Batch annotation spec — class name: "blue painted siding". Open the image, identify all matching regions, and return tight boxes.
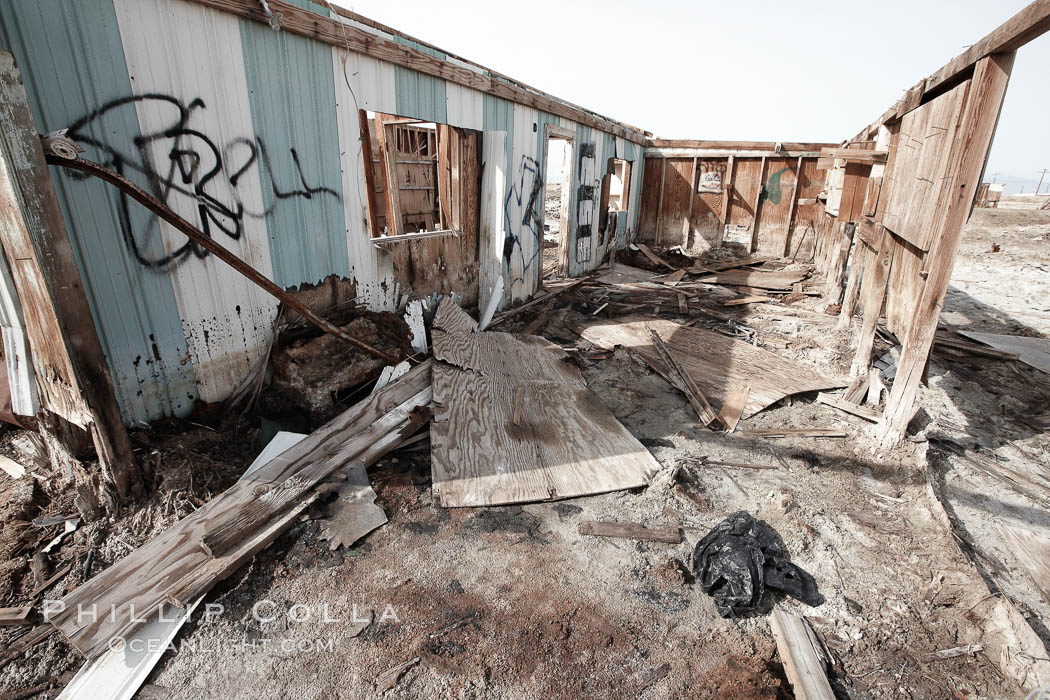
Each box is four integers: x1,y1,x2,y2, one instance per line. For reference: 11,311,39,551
393,38,447,123
0,0,198,422
238,12,348,287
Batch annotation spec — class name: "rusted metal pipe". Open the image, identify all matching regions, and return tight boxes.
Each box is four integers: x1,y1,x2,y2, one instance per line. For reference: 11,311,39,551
46,154,401,365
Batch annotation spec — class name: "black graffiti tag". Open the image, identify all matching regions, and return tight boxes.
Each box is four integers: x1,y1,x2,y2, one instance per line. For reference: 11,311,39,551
65,94,339,271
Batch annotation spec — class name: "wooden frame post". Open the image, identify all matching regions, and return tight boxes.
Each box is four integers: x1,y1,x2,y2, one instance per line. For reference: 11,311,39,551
720,155,735,245
749,156,767,253
0,52,138,504
654,157,667,245
878,52,1015,443
684,156,697,248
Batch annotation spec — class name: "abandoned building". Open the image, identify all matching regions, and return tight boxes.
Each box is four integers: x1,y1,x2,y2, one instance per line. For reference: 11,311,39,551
0,0,1049,697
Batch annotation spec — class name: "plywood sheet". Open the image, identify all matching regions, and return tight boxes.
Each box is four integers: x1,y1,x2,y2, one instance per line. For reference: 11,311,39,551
881,81,970,250
959,331,1050,375
430,301,658,507
577,317,844,418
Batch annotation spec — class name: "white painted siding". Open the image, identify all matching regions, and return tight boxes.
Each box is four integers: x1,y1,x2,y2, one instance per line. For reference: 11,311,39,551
113,0,279,403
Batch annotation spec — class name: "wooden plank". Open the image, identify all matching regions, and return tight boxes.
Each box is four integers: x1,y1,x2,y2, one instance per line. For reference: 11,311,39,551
715,386,750,433
740,428,847,439
578,317,844,419
819,148,888,162
957,331,1050,373
655,159,667,245
660,269,686,287
358,109,381,237
187,0,644,142
578,520,682,544
636,243,676,270
749,156,768,252
998,523,1050,604
696,268,808,290
723,296,773,306
850,224,892,376
771,610,835,700
684,156,698,246
720,155,736,241
783,156,804,257
647,328,719,426
817,392,881,423
0,52,137,501
430,300,659,508
0,606,32,627
374,113,404,238
920,0,1050,96
49,361,433,659
647,140,839,151
880,53,1015,443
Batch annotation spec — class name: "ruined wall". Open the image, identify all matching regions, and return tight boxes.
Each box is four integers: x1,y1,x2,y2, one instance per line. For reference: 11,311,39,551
0,0,644,423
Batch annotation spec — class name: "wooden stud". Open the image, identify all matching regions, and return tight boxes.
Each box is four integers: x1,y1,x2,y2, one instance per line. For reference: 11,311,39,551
749,156,767,253
358,110,381,238
783,156,804,258
720,155,735,245
655,158,667,245
0,53,138,503
374,113,405,237
684,156,698,247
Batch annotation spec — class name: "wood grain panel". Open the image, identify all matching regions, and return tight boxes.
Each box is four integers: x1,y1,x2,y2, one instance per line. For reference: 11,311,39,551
638,157,663,241
430,300,658,507
577,317,844,418
753,158,798,256
658,158,694,245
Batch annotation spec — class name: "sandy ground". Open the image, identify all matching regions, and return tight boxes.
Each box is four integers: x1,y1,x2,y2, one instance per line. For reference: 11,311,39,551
2,206,1050,698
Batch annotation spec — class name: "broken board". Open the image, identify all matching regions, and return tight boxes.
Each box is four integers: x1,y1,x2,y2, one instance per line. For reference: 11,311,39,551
958,331,1050,375
430,300,659,507
696,268,809,290
577,316,844,418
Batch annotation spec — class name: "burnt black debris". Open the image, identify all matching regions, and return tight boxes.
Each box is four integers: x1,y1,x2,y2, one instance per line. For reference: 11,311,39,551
691,511,821,617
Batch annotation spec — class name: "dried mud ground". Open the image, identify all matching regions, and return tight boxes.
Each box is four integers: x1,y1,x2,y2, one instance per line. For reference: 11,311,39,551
2,205,1050,699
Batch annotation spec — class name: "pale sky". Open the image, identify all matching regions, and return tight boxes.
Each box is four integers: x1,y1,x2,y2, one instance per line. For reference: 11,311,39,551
331,0,1049,193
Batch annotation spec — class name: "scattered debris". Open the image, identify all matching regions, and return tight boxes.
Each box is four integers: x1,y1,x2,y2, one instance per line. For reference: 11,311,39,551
692,511,820,617
922,644,984,662
816,392,881,423
375,657,420,694
0,456,26,480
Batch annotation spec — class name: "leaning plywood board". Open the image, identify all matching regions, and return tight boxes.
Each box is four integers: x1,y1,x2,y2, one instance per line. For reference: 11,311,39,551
58,432,309,700
695,268,808,290
430,300,659,507
958,331,1050,375
49,361,431,660
577,316,844,418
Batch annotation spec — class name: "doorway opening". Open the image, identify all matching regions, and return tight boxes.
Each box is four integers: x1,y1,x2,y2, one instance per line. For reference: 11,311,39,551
540,125,575,281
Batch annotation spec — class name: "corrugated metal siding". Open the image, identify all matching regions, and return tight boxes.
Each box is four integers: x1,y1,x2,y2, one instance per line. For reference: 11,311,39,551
505,104,539,303
238,8,349,287
394,39,447,124
112,0,279,404
0,0,199,422
1,0,641,423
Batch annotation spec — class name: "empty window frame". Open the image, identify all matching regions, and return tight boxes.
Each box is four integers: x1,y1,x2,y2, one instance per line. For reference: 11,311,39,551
598,158,632,237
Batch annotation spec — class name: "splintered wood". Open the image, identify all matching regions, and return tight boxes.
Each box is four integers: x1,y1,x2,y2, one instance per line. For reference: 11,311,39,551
578,316,843,419
47,362,433,659
430,299,659,507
